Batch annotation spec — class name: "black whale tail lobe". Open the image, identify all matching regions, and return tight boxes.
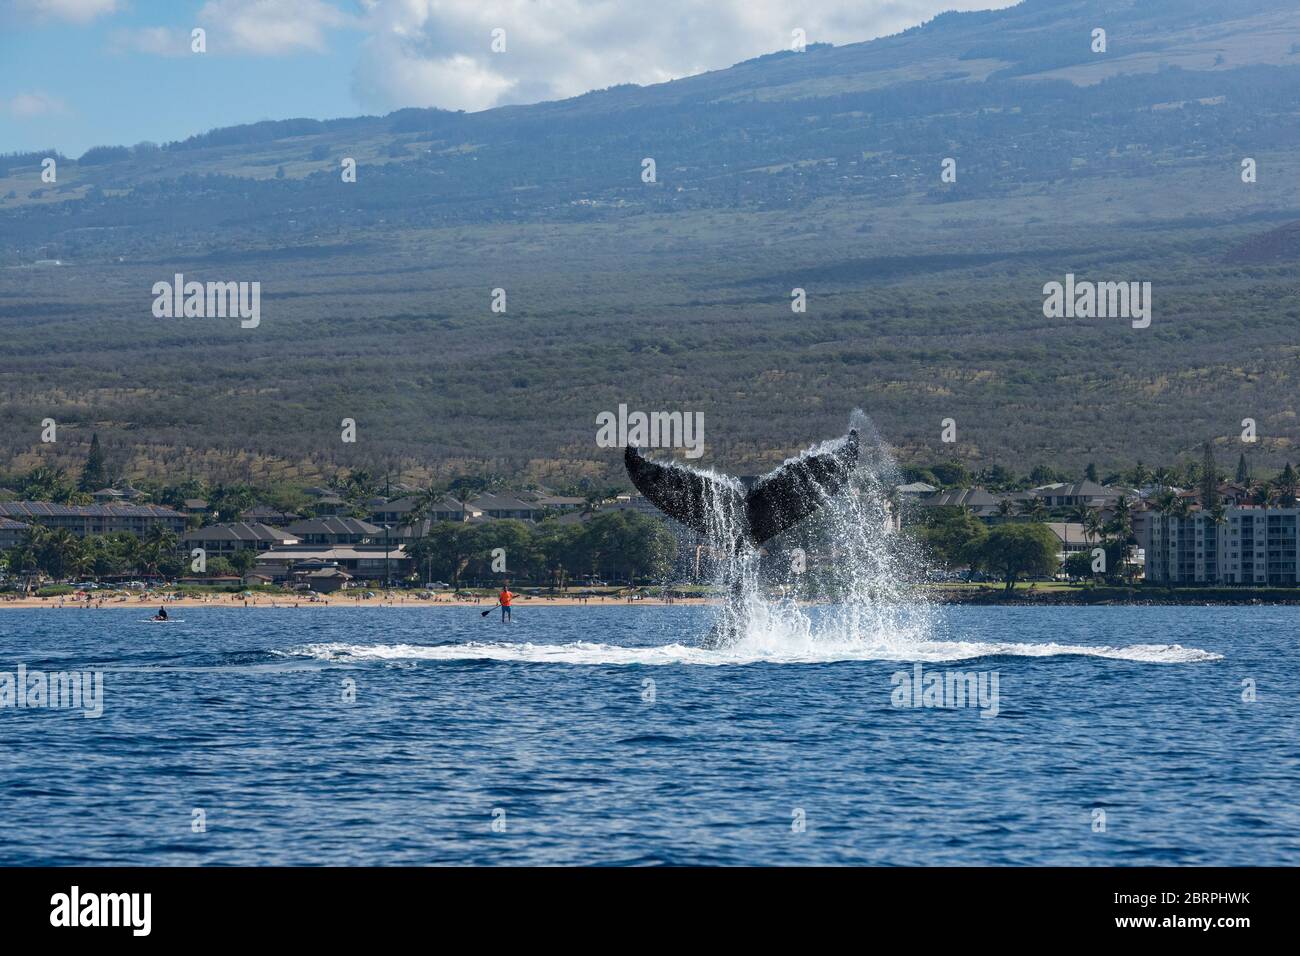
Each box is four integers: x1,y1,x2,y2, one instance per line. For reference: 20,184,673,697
624,428,859,549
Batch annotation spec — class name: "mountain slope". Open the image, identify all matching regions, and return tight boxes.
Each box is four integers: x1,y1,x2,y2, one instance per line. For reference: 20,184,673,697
1,0,1299,487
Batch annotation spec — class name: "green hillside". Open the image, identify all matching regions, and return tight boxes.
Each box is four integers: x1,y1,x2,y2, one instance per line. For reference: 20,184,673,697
1,0,1298,488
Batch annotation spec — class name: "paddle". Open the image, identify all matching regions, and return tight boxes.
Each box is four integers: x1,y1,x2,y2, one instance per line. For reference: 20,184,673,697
480,604,501,618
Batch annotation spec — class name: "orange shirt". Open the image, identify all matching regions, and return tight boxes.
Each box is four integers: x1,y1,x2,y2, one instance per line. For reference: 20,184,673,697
499,590,513,606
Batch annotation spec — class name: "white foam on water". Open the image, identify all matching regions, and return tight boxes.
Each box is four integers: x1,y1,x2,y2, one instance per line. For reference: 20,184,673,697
291,638,1221,666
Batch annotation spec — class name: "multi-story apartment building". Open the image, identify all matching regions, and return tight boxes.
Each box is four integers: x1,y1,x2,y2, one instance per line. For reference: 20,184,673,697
1143,507,1299,586
0,502,187,538
0,516,31,550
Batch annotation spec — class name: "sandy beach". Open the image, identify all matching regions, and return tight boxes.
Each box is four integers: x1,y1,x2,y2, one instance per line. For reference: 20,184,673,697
0,591,712,610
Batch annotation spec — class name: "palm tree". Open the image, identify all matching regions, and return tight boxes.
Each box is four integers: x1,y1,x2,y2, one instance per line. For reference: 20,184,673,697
1151,490,1178,584
1275,463,1298,507
22,466,76,503
33,528,80,580
1250,480,1272,508
118,533,143,577
1153,466,1174,490
406,482,449,526
1026,498,1049,522
1062,503,1093,559
72,552,95,581
996,498,1015,520
141,525,179,579
11,526,47,591
1084,509,1105,546
1206,502,1227,582
1105,497,1135,579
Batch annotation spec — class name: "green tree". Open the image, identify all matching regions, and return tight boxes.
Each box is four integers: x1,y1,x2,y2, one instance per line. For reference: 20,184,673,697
929,461,971,488
78,433,107,492
464,519,541,582
409,521,475,588
918,506,987,569
1275,463,1298,507
140,525,180,578
205,556,235,577
22,466,76,503
1250,479,1272,507
209,484,254,523
970,523,1060,591
1084,508,1105,545
1028,464,1060,486
534,521,585,589
1199,441,1219,510
1062,550,1095,580
228,549,257,576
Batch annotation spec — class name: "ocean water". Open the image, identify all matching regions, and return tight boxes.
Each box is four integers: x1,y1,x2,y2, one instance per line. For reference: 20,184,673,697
0,604,1296,866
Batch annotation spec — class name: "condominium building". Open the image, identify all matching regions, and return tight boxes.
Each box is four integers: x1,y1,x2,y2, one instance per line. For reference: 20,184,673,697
0,516,30,550
1143,507,1299,585
0,501,187,538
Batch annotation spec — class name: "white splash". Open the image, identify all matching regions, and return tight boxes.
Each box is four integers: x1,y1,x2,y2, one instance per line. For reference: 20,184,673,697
700,409,937,650
292,639,1221,666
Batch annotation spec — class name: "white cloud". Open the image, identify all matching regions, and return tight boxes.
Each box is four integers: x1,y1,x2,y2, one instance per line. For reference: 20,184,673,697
107,25,191,57
354,47,516,112
106,1,354,57
93,0,1017,107
196,0,356,55
11,0,119,23
348,0,1019,113
5,90,68,117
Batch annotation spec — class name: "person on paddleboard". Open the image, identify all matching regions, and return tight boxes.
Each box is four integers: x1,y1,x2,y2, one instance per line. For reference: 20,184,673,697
155,607,168,621
498,586,513,622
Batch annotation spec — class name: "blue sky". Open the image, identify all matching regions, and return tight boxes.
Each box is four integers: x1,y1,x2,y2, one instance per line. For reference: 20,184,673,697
0,0,1013,158
1,1,365,155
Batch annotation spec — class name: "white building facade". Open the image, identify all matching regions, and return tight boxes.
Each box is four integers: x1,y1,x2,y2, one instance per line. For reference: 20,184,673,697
1144,507,1299,585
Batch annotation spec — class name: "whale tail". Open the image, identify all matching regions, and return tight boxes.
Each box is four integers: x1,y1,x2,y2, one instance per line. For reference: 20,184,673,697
624,429,859,550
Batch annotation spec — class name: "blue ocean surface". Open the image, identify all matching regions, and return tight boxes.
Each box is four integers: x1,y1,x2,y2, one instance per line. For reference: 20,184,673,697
0,604,1295,865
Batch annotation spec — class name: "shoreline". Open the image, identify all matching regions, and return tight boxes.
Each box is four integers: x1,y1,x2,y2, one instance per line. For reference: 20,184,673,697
4,589,1300,609
0,593,711,610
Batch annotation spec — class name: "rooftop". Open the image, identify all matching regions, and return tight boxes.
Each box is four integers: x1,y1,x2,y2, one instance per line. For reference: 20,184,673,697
287,517,382,535
182,522,297,543
0,501,183,519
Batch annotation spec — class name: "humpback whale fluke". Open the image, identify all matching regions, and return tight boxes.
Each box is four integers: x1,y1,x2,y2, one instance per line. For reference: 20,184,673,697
624,428,860,551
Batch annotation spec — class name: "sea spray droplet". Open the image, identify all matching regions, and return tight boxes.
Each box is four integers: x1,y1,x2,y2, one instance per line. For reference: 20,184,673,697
700,409,937,651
